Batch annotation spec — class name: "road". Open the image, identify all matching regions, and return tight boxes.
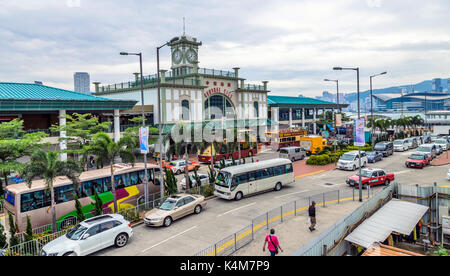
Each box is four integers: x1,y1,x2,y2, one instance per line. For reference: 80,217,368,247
94,148,450,256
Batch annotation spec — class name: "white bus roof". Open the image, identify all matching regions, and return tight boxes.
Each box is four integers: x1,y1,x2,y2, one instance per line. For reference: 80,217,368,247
219,158,292,175
6,162,159,194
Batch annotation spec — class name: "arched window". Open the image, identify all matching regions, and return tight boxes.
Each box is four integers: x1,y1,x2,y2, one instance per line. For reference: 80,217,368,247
205,95,235,120
254,102,259,118
181,100,190,120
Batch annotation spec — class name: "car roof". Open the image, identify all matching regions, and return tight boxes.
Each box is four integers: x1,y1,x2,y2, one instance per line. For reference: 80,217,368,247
362,168,383,171
81,214,124,226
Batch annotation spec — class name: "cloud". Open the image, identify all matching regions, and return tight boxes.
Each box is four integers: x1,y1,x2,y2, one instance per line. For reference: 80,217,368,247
0,0,448,98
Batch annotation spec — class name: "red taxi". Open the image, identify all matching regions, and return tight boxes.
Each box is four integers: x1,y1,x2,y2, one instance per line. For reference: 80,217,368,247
405,152,431,169
346,168,395,188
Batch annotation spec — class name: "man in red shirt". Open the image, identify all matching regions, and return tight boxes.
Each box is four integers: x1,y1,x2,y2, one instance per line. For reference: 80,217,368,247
263,229,283,256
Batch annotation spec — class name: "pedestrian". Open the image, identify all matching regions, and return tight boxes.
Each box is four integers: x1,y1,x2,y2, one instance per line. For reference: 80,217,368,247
263,229,283,256
308,201,316,232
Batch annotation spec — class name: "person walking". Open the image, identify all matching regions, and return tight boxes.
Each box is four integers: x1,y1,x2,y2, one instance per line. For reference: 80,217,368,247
263,229,283,256
308,201,316,232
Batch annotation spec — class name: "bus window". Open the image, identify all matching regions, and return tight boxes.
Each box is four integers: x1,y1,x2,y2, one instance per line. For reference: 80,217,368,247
115,175,125,190
261,168,270,179
90,178,105,194
21,190,50,212
104,177,112,193
237,173,248,184
273,166,283,176
55,185,74,204
286,163,293,173
122,173,131,187
129,171,140,186
248,171,257,182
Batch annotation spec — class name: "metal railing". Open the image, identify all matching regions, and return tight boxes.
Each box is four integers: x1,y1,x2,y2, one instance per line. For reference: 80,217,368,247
194,188,373,256
293,183,396,256
3,194,167,256
241,84,266,91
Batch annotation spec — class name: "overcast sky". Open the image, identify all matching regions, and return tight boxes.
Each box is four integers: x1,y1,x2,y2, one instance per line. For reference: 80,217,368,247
1,0,449,97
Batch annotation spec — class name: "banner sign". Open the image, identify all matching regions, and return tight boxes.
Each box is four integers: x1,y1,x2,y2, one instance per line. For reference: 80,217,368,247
354,119,365,147
139,127,149,154
336,114,342,127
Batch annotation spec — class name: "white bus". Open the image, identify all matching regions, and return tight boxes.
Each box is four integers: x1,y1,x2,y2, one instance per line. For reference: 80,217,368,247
214,158,295,201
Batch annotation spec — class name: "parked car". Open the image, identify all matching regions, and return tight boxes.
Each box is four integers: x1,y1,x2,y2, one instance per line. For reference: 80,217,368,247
416,144,437,160
393,139,409,152
144,194,207,227
367,151,383,163
279,146,306,162
434,139,449,151
414,136,424,146
434,144,444,155
41,214,133,256
165,160,201,175
337,151,368,171
179,173,209,189
374,142,394,157
405,138,418,149
346,168,394,188
405,152,431,169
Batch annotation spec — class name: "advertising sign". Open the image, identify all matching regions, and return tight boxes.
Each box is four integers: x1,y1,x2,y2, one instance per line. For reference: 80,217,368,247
336,114,342,127
354,119,365,147
139,127,149,154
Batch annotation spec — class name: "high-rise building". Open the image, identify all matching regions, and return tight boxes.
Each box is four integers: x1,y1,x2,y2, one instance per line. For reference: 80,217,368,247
432,78,443,92
74,72,91,94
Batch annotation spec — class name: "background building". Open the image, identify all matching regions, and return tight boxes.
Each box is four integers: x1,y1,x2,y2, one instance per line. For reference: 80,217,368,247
74,72,91,94
373,91,450,112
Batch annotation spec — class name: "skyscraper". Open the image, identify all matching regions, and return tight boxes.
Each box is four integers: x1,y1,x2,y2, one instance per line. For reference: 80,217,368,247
432,78,443,92
74,72,91,93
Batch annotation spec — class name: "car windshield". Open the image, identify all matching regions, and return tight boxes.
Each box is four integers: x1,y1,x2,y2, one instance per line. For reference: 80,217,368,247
435,140,446,144
418,146,431,152
216,171,232,187
374,144,386,150
394,141,403,145
280,149,289,154
367,151,377,156
357,170,372,178
66,224,88,240
170,161,179,166
409,154,424,160
340,154,355,161
159,199,176,211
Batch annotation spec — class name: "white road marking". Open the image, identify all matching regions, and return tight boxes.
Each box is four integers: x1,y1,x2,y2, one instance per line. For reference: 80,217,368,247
274,190,310,199
216,203,256,218
393,170,410,175
141,225,198,253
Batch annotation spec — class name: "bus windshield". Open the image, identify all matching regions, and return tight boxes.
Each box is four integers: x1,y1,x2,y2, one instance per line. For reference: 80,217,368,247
66,224,88,240
216,171,232,188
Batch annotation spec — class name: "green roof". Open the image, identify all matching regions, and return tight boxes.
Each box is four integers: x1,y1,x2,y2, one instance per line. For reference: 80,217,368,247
0,82,137,111
268,95,348,108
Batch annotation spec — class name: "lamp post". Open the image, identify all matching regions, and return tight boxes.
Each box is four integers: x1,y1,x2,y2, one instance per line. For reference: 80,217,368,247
157,37,179,200
333,67,363,202
369,72,387,151
120,51,149,205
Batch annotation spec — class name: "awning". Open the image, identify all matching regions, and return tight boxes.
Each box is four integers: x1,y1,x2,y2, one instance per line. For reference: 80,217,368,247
345,199,429,249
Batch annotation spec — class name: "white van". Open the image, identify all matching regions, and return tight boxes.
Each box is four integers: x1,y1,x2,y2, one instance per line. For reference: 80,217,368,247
279,147,306,162
393,139,409,152
337,151,368,171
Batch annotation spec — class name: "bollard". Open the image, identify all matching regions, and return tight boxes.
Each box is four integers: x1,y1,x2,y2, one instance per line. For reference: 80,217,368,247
234,233,237,252
338,190,340,204
353,187,355,201
323,193,326,207
294,201,297,216
266,212,269,229
215,243,217,256
251,221,254,241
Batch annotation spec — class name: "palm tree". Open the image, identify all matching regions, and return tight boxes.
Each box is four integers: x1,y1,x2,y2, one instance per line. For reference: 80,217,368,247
83,132,135,213
22,150,82,233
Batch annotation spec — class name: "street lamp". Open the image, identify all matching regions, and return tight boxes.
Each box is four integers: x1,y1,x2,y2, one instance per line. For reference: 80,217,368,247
157,37,179,200
120,51,149,205
370,72,387,151
333,66,363,202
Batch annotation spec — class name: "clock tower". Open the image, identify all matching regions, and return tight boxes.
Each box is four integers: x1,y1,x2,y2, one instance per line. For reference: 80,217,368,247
169,35,202,76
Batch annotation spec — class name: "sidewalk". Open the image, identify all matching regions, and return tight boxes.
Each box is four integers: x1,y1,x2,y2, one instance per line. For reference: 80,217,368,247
431,152,450,166
233,201,361,256
293,159,337,178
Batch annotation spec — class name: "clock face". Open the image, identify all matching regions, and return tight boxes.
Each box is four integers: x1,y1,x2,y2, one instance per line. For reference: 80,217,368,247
172,50,182,64
186,49,197,63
